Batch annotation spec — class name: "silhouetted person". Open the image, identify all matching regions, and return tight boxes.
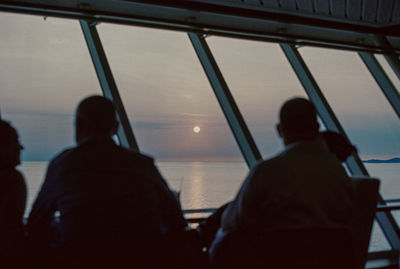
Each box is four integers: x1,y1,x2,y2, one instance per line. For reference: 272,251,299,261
198,131,358,254
0,120,27,268
321,130,357,163
209,98,355,269
28,96,186,269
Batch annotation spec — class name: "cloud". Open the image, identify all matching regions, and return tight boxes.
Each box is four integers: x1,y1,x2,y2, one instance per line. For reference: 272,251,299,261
131,121,170,130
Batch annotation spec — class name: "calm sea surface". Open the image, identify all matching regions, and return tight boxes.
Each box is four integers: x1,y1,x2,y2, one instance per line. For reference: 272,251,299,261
19,161,399,252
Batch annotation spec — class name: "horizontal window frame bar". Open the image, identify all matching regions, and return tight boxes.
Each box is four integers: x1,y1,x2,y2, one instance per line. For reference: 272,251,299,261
0,1,399,55
377,205,400,212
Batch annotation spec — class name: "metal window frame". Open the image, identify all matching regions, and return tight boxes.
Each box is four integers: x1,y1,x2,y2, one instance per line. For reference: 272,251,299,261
80,20,139,151
280,44,400,250
188,33,262,168
384,54,400,82
280,44,367,175
359,52,400,119
375,37,400,82
1,3,397,256
1,1,400,55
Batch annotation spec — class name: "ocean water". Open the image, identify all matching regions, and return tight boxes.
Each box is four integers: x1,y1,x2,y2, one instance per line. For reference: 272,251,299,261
19,161,399,252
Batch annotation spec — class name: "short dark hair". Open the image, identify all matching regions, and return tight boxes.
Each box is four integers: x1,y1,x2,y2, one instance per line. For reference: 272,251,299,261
76,95,117,134
279,97,318,138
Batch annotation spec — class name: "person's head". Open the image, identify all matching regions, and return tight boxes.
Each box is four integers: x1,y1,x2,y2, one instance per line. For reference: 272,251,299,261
75,95,118,143
277,97,319,145
0,120,24,169
321,131,357,162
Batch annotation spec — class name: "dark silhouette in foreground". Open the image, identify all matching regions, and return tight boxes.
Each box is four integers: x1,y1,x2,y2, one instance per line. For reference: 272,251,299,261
321,130,357,162
209,98,356,269
0,119,27,269
198,130,358,251
27,96,188,268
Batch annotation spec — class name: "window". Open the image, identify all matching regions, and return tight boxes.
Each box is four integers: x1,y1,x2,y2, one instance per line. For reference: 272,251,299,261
300,47,400,250
97,24,247,210
207,37,307,158
0,13,101,215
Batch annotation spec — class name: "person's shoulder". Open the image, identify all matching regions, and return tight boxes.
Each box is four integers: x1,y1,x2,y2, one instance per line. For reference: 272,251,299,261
0,169,26,191
254,152,285,172
47,147,75,168
13,169,25,181
116,148,161,177
116,146,155,165
0,169,24,182
12,169,26,190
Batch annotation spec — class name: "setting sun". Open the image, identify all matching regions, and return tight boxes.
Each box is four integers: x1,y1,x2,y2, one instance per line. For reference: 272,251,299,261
193,126,201,133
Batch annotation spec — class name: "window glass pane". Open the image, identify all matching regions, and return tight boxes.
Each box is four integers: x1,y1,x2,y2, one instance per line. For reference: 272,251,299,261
97,24,246,210
300,47,400,250
207,37,307,158
300,47,400,197
365,164,400,200
375,55,400,90
369,221,391,251
0,13,101,216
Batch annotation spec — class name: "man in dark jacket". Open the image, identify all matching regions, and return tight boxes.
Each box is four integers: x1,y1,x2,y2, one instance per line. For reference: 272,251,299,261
28,96,186,268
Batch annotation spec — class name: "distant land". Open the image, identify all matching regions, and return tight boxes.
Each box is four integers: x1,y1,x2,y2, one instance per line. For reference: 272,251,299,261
363,157,400,163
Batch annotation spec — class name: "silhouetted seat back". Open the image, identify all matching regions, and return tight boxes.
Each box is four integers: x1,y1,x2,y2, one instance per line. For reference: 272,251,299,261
210,177,380,269
210,228,355,269
255,228,355,269
348,177,380,269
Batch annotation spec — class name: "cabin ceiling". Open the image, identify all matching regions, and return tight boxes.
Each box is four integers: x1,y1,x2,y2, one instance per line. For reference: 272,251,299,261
176,0,400,26
0,0,399,54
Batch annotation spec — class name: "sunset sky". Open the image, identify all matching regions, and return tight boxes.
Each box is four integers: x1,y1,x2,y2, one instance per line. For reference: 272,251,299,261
1,12,400,161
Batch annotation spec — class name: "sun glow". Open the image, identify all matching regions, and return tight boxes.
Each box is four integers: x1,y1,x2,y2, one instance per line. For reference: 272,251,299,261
193,126,201,134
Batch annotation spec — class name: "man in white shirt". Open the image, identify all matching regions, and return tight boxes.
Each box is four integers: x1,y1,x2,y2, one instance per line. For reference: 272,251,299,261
210,97,355,268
